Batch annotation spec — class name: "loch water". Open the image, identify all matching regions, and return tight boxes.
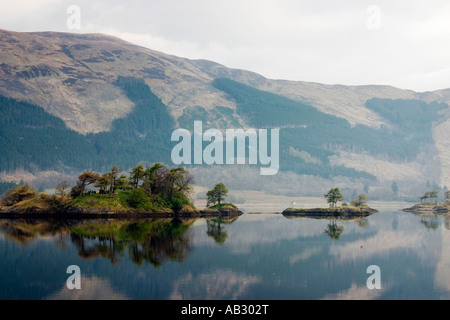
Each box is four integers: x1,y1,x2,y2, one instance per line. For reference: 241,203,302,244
1,204,449,300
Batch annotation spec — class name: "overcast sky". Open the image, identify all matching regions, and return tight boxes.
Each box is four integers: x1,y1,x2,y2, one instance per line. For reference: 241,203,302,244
1,0,450,92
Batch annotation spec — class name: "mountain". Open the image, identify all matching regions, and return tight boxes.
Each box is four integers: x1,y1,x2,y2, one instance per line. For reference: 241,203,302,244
0,28,449,200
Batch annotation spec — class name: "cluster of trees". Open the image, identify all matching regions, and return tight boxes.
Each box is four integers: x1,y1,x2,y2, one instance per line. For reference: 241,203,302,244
323,187,368,208
70,166,126,198
68,163,194,211
350,194,368,207
67,168,232,210
0,160,234,213
420,190,439,204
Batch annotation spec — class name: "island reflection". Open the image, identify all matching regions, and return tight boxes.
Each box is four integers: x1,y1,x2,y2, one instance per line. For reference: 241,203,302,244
0,217,236,267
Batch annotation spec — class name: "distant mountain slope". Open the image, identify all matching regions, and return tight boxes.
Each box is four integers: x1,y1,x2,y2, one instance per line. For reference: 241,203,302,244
0,28,449,193
0,77,175,174
210,78,444,182
0,29,235,134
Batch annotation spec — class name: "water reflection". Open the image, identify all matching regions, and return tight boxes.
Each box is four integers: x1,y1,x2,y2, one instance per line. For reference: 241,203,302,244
420,216,440,230
170,269,261,300
0,217,242,268
206,217,238,245
0,219,69,245
324,220,344,240
283,215,369,241
358,218,369,228
0,218,198,267
321,283,383,300
45,276,130,300
410,212,450,231
4,209,450,300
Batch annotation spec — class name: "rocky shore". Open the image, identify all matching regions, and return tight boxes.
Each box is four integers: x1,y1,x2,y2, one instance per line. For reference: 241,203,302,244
0,204,244,219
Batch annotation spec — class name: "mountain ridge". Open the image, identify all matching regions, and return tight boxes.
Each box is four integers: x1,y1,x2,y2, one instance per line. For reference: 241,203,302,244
3,27,446,132
0,28,449,196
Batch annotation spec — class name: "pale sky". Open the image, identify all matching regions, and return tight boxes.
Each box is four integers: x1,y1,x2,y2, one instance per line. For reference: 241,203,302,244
1,0,450,92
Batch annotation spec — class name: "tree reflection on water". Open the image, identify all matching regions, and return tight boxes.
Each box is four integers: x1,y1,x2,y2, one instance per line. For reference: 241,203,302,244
324,219,344,240
0,218,196,267
205,217,238,245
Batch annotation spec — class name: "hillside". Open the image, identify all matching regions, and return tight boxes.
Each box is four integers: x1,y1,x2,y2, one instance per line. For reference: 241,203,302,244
0,28,449,199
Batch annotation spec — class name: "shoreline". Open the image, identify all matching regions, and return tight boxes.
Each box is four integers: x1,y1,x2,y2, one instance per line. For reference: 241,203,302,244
0,205,245,219
281,206,378,219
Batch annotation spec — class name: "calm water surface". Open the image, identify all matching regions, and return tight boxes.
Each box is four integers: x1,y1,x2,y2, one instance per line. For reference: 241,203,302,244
1,204,450,300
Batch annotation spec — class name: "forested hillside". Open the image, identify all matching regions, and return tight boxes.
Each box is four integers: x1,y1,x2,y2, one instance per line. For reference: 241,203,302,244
211,78,445,179
0,77,175,174
1,75,445,189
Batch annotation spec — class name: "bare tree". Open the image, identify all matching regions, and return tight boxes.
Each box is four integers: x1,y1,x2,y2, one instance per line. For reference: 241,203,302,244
55,180,70,196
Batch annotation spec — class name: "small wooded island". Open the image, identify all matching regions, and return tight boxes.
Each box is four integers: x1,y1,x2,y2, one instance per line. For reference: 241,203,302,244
0,163,243,219
402,190,450,214
282,188,378,219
